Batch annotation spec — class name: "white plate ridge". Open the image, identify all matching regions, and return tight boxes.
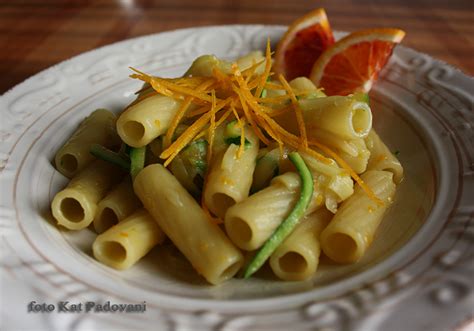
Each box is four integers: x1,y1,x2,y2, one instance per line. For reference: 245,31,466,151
0,25,473,331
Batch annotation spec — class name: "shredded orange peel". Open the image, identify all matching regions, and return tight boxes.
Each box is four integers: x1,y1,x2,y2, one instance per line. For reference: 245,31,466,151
128,45,382,205
207,90,217,163
278,74,308,148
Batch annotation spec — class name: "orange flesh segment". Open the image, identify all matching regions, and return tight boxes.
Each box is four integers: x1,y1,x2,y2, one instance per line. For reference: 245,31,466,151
283,23,335,80
319,40,397,95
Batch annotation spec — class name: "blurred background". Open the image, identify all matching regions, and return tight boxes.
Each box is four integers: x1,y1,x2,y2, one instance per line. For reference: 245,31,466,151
1,0,472,93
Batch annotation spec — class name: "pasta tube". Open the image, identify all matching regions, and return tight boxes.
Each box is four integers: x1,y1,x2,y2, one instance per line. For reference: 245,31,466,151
225,172,322,251
305,129,361,157
133,164,244,285
268,79,317,134
289,77,325,99
169,139,207,197
235,51,265,74
93,178,142,233
51,160,123,230
93,209,165,270
203,126,259,218
116,95,182,147
269,208,332,281
55,109,119,178
301,152,354,200
289,77,318,92
184,52,265,77
337,138,371,174
251,147,280,192
300,96,372,139
365,129,404,184
243,152,314,278
320,170,396,263
184,55,232,77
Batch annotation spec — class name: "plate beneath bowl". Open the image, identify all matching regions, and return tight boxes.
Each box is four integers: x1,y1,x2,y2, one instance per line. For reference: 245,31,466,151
1,25,473,331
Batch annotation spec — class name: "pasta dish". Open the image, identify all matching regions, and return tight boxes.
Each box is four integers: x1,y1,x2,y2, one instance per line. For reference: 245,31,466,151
49,34,404,285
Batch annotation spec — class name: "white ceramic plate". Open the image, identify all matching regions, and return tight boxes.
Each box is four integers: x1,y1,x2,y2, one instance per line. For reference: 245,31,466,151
1,25,473,331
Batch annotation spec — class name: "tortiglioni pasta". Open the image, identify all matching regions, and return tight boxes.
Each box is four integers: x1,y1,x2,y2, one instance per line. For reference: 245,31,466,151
49,40,404,285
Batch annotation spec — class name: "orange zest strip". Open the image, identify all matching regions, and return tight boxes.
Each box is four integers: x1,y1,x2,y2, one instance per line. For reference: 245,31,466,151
207,90,217,163
164,79,215,147
254,39,273,98
131,69,218,103
255,101,281,114
267,105,293,117
264,82,285,90
235,88,270,145
230,104,246,158
169,76,215,88
234,63,333,166
186,104,211,118
141,75,175,97
129,68,174,97
244,60,258,84
192,129,207,142
257,115,284,154
164,96,193,147
233,66,272,118
215,107,234,128
308,139,383,205
192,107,233,142
233,66,297,153
235,68,299,150
241,58,266,76
155,78,216,103
160,98,231,165
212,67,233,91
162,112,211,166
247,74,268,90
255,90,316,103
267,117,331,164
278,74,308,148
255,95,290,104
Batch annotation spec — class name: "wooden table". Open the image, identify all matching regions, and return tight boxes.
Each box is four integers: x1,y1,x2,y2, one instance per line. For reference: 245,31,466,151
1,0,472,93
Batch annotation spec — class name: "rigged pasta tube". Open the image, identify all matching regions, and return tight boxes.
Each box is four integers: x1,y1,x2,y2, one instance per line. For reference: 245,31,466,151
365,129,404,184
235,51,266,74
55,109,119,178
303,128,370,175
225,172,322,251
134,164,244,285
300,95,372,139
93,178,142,233
93,209,165,270
203,125,259,218
116,95,182,147
51,160,123,230
271,78,324,133
300,151,354,213
320,170,396,263
184,51,265,77
336,138,371,174
269,208,332,281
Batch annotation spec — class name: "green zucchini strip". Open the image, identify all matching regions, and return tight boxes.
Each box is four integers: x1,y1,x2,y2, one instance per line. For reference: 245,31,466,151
90,144,130,171
243,152,314,278
130,146,146,179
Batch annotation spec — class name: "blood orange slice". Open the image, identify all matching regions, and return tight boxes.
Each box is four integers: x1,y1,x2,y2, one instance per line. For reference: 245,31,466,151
310,28,405,96
274,8,335,81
